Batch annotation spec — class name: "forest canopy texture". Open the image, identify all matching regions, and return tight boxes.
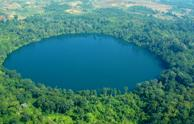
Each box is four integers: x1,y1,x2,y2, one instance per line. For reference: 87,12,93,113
0,0,194,123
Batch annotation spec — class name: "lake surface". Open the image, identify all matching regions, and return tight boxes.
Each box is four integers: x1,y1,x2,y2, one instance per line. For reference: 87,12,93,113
4,34,164,90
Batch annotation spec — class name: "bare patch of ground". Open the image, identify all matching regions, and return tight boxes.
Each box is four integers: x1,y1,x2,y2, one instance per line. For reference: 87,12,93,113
65,1,83,7
92,0,171,13
64,1,83,14
3,2,21,10
0,16,4,21
65,9,82,14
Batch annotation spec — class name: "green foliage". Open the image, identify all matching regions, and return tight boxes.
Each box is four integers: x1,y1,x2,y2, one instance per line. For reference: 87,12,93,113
0,2,194,124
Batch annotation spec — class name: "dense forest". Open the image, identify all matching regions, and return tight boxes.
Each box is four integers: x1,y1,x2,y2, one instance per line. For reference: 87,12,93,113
0,0,194,123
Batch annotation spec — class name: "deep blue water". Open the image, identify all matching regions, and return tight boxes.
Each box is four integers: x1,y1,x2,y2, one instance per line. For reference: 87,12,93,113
4,34,164,90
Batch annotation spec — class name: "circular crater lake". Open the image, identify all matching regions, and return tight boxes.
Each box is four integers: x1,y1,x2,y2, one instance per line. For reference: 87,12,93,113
4,34,164,90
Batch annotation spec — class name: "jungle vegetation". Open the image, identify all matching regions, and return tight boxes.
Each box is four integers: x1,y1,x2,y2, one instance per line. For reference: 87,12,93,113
0,0,194,123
